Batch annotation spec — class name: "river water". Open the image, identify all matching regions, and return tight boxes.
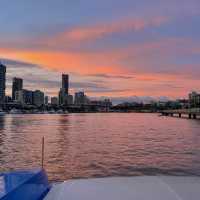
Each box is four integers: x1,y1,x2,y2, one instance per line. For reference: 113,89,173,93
0,113,200,181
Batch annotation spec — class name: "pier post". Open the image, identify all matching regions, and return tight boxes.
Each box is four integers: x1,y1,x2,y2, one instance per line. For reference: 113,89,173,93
179,113,181,118
193,114,197,119
189,114,192,119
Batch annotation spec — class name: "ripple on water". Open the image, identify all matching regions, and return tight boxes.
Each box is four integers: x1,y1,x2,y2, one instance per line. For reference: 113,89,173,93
0,113,200,181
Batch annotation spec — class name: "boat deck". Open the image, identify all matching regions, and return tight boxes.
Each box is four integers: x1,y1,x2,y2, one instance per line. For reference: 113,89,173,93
44,176,200,200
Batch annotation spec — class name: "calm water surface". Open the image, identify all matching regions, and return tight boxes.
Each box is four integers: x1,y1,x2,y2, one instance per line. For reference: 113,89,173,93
0,113,200,181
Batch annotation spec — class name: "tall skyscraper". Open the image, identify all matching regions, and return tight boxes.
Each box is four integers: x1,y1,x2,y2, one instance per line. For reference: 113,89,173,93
62,74,69,95
58,88,66,105
0,63,6,103
12,77,23,100
59,74,70,105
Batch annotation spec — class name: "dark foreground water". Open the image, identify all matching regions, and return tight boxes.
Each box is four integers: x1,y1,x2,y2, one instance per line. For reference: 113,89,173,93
0,113,200,181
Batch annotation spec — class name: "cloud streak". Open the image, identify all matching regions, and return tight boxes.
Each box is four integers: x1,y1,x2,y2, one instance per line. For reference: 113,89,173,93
87,74,134,79
45,16,168,44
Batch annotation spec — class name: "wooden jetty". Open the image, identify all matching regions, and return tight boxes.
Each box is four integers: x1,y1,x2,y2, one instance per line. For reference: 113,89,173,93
161,108,200,119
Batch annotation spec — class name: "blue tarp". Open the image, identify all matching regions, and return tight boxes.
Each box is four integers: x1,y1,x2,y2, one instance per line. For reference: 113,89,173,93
0,169,50,200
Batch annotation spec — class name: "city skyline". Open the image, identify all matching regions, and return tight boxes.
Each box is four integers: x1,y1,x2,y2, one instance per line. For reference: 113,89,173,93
2,61,199,111
0,62,114,108
1,57,199,104
0,1,200,100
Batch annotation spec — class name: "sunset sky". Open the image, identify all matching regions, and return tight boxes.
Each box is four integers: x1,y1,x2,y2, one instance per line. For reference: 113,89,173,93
0,0,200,102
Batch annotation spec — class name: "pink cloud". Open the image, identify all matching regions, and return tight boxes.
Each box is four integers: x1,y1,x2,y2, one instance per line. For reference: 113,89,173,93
44,16,169,45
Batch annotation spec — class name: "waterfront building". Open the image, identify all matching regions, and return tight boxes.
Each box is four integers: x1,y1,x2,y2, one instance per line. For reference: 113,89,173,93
45,96,49,105
74,91,89,105
33,90,44,107
74,91,84,105
67,94,73,105
15,89,33,105
91,99,112,107
15,90,23,104
51,97,58,105
177,99,189,109
189,91,200,108
62,74,69,95
90,99,112,111
58,88,66,105
5,96,12,103
25,90,34,105
0,63,6,103
58,74,70,105
12,77,23,100
59,88,73,106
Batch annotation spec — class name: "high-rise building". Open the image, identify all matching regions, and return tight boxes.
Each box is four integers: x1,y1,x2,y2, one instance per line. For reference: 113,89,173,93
62,74,69,95
12,77,23,100
0,63,6,103
25,90,34,105
15,90,24,104
33,90,44,107
74,91,89,105
67,94,73,105
58,88,66,105
15,89,33,105
58,74,70,105
45,96,49,105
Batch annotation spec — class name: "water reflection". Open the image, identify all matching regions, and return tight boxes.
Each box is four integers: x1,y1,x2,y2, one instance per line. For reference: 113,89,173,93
0,116,5,131
45,115,71,180
0,113,200,181
0,116,5,164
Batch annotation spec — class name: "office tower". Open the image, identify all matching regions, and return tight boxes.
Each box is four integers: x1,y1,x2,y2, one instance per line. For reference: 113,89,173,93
0,63,6,103
12,77,23,100
15,90,24,104
62,74,69,95
66,94,73,105
58,88,65,105
59,74,70,105
74,91,88,105
15,89,33,105
45,96,49,105
33,90,44,107
25,90,34,105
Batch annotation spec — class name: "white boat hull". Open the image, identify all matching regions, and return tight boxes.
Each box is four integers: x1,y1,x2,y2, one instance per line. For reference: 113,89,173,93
44,176,200,200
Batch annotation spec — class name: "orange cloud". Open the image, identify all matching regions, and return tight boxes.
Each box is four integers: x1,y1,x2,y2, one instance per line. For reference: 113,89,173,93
1,34,199,99
0,36,197,78
0,48,124,74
